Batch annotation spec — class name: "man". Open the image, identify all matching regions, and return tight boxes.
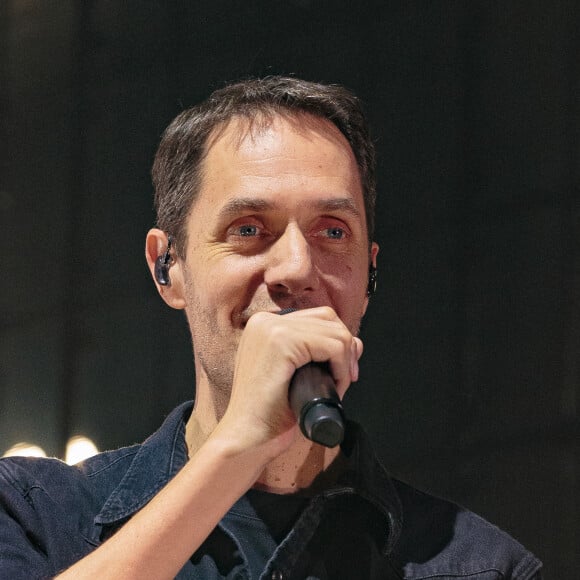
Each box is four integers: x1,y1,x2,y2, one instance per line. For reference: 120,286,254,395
0,77,542,578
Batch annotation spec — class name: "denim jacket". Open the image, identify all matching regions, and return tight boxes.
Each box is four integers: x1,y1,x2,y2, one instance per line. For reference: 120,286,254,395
0,402,542,579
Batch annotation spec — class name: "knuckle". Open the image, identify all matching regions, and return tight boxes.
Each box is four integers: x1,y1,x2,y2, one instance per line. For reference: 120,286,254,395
246,312,287,348
246,310,271,330
328,336,349,363
336,327,352,348
317,305,336,319
267,323,287,345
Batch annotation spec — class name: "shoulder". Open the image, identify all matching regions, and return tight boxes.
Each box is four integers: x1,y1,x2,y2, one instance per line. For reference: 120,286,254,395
0,403,191,578
390,479,542,579
0,444,140,502
0,447,144,579
0,445,140,490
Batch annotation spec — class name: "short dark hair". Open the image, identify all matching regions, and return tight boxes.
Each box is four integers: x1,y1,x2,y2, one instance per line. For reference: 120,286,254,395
152,76,376,256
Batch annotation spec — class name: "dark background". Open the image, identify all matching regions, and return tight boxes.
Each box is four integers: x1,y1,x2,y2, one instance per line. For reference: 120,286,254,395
1,1,578,576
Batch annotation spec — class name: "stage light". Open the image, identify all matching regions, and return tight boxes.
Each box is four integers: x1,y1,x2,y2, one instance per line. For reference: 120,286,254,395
3,443,47,458
65,436,99,465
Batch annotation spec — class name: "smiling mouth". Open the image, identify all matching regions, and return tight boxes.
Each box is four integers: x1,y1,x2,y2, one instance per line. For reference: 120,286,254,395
238,308,288,328
238,302,306,327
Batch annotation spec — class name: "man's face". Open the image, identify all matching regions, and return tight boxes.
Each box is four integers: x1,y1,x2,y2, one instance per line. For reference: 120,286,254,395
173,114,378,400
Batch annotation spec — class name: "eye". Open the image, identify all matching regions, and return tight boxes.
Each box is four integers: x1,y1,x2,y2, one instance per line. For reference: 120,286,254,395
225,220,271,248
313,221,350,241
227,222,263,238
324,227,346,240
238,224,259,237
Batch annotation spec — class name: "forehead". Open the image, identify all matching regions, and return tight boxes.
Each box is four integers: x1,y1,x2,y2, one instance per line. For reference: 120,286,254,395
207,112,353,158
195,113,364,207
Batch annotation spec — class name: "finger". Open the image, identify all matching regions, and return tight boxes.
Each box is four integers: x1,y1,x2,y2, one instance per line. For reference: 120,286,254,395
280,305,339,322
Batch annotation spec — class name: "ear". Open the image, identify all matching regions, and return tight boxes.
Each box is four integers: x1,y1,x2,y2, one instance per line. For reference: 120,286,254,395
145,228,186,310
361,241,379,316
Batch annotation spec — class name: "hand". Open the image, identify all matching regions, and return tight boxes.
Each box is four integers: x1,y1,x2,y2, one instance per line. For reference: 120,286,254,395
217,306,363,458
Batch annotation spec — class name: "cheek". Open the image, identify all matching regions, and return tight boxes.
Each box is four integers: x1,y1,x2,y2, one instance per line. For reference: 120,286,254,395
222,256,261,286
336,263,370,305
203,257,266,311
326,260,363,287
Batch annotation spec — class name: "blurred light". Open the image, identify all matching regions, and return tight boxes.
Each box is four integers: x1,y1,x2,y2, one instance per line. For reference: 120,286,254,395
3,443,47,458
65,436,99,465
2,436,99,464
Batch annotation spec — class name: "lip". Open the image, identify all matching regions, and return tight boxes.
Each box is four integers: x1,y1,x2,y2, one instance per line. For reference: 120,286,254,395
238,307,299,328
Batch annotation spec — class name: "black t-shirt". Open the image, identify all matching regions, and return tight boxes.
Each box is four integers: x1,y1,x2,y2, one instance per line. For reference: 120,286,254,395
190,489,308,579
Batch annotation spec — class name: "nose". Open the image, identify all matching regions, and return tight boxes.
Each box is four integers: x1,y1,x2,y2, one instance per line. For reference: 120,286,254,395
264,224,319,295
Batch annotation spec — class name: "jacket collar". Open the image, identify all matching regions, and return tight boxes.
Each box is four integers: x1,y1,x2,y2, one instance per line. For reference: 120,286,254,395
93,402,402,554
329,421,403,555
94,401,191,527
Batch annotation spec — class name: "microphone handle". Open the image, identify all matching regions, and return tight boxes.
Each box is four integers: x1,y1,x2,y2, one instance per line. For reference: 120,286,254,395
288,362,345,448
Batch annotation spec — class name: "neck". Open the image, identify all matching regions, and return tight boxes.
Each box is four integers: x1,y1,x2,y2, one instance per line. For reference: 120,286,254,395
253,437,342,494
185,393,343,494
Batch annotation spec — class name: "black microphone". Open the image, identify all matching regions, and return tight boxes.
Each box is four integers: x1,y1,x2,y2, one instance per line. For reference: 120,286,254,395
279,309,346,448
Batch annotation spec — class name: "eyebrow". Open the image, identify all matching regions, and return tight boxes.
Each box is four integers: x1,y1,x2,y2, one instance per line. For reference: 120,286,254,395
217,197,274,220
315,197,361,217
217,196,361,221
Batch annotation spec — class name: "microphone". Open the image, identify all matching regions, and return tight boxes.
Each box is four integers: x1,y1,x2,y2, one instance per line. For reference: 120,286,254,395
289,362,345,448
279,309,346,448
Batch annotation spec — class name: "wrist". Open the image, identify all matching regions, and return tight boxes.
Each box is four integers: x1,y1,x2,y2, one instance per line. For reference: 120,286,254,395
207,414,296,467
